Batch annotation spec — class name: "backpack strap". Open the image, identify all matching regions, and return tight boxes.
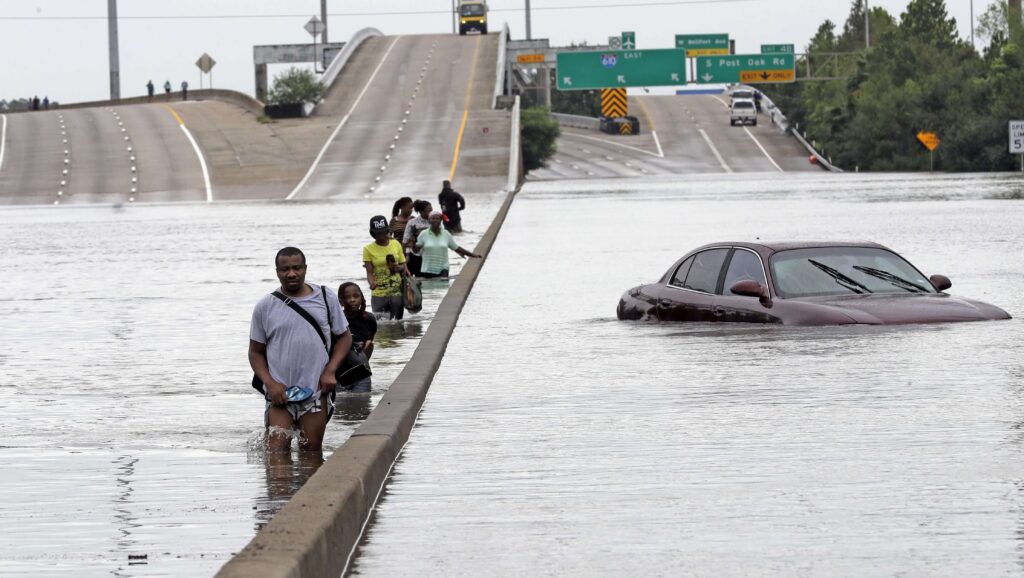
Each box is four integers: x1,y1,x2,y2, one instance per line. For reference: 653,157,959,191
272,289,329,353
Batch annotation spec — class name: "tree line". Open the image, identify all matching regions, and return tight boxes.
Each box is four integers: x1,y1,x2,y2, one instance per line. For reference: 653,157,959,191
767,0,1024,171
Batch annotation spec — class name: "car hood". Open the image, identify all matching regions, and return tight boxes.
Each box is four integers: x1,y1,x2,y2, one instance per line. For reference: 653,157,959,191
792,293,1011,324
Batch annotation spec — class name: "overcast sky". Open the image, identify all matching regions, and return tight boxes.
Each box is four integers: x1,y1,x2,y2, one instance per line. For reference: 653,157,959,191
0,0,990,103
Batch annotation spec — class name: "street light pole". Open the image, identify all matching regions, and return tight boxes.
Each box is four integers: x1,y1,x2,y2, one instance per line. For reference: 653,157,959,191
452,0,457,35
108,0,120,99
321,0,328,44
864,0,870,50
526,0,533,40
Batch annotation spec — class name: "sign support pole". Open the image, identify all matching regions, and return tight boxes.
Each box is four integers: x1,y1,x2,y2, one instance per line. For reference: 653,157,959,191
930,150,934,173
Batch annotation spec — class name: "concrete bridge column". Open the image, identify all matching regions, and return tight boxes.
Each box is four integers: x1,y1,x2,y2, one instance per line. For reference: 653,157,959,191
255,64,268,103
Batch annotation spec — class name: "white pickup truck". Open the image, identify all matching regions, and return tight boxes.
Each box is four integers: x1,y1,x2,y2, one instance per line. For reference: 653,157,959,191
730,98,757,126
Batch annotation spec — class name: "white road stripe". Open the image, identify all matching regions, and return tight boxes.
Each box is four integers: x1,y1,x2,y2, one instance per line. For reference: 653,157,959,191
699,128,732,173
743,126,783,172
652,130,664,158
562,132,662,159
178,124,213,202
286,36,403,201
0,114,7,172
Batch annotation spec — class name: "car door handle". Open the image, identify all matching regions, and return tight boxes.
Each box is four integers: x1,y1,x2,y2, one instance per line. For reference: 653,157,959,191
712,306,725,317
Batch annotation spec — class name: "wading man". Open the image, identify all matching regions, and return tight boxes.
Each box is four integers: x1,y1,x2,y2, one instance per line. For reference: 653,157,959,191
249,247,351,452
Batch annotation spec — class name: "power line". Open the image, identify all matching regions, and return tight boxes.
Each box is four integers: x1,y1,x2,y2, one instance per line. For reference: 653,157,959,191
0,0,761,21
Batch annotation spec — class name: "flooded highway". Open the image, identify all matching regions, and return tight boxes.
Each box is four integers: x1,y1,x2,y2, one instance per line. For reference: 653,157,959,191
349,173,1024,576
0,195,502,577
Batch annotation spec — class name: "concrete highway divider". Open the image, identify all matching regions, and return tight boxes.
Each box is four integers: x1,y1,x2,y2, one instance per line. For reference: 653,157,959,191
216,117,522,576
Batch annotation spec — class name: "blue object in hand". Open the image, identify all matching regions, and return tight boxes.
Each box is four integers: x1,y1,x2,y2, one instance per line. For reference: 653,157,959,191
285,386,314,403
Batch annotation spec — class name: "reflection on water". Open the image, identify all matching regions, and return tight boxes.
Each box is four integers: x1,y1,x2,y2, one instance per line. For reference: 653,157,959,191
256,450,324,533
0,195,502,577
351,174,1024,576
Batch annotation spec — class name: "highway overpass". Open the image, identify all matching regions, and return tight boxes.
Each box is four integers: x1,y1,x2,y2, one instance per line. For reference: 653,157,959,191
0,31,512,205
533,93,822,180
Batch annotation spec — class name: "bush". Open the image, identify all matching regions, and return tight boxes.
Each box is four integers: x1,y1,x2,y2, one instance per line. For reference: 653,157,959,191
267,67,326,106
520,106,560,172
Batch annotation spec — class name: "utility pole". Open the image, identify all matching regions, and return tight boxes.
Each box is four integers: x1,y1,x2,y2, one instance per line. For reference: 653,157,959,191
321,0,328,44
970,0,974,48
526,0,532,40
452,0,457,35
108,0,120,100
864,0,870,50
1011,0,1022,39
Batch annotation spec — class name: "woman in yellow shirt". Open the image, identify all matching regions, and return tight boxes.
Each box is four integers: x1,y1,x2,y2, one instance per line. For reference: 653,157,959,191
363,215,409,320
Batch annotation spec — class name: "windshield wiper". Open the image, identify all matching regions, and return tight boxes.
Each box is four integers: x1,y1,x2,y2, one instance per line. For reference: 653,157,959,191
852,265,928,293
807,259,873,294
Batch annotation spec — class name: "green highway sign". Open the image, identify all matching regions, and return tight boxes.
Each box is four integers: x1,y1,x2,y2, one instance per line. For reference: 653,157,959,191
761,44,795,54
695,53,796,84
621,31,636,50
675,34,730,56
556,49,687,90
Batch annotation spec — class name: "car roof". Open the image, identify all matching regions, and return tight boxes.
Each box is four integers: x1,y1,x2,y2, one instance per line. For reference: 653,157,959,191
691,241,890,254
731,98,755,104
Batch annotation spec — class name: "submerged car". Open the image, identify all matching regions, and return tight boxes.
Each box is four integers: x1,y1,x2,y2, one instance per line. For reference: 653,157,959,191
617,242,1011,325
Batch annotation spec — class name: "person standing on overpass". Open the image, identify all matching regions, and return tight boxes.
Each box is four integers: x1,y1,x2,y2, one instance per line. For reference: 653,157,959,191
163,80,172,100
181,81,189,101
438,180,466,233
146,80,154,102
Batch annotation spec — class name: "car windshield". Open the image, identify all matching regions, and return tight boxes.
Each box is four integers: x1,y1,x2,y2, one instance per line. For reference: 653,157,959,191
770,247,935,298
461,4,486,16
733,101,754,109
731,91,754,99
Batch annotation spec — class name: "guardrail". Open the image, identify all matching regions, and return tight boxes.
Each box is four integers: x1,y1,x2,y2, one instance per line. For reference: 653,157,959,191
507,95,522,192
550,112,600,131
493,23,510,109
791,129,844,172
20,89,265,117
312,27,384,114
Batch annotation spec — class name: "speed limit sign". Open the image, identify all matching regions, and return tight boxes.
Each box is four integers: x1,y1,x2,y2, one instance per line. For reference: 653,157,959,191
1010,120,1024,154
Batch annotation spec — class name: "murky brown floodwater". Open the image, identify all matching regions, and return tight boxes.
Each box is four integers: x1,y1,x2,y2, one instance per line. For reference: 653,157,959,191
349,173,1024,576
0,195,502,577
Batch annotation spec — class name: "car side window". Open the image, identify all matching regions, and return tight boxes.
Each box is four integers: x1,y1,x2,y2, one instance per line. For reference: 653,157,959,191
723,249,768,295
682,248,730,294
670,256,694,287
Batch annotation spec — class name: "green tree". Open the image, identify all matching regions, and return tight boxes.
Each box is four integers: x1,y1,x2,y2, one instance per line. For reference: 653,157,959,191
267,67,326,106
520,106,560,172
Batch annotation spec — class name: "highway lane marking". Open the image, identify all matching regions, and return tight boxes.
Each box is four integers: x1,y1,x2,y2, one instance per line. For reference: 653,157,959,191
633,96,665,158
698,129,732,173
743,126,783,172
0,114,6,172
561,132,662,159
286,35,403,200
163,105,213,202
449,35,483,182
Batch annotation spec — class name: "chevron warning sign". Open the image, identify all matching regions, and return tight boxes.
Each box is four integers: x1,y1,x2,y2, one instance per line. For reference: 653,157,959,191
619,121,633,135
601,88,628,118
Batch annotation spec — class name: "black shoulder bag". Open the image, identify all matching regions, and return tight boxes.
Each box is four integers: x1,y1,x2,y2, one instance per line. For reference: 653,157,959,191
251,289,371,394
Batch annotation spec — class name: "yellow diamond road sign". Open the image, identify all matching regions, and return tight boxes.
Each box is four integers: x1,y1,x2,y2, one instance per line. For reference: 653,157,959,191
739,69,795,83
917,131,940,151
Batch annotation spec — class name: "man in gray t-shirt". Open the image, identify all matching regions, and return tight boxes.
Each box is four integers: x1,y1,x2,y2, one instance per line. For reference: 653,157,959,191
249,247,351,452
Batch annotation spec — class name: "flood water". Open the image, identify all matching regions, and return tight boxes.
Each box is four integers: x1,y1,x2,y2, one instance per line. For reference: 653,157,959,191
0,195,502,577
349,173,1024,576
